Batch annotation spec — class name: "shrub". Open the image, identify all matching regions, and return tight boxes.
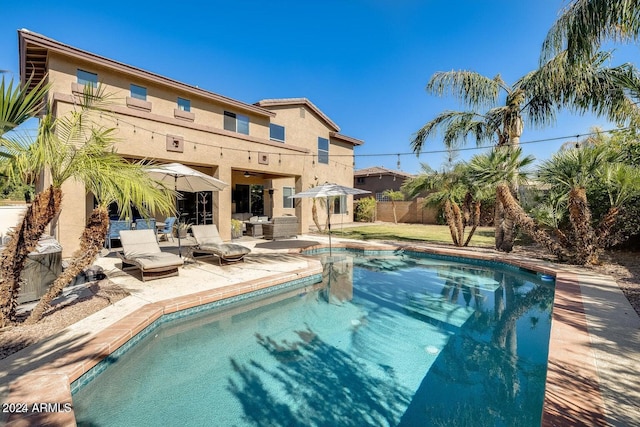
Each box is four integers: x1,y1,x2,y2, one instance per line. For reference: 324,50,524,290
354,197,376,222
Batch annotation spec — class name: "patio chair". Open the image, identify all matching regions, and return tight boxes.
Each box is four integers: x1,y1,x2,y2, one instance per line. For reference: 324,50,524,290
106,220,132,250
191,224,251,265
117,229,184,281
263,216,299,240
158,216,177,241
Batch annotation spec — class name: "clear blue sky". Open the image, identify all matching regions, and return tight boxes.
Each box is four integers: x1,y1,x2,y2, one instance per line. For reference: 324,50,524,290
2,1,638,174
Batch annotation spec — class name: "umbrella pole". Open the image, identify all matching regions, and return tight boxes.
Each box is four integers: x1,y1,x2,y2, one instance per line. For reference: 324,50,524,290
175,176,182,258
327,196,332,257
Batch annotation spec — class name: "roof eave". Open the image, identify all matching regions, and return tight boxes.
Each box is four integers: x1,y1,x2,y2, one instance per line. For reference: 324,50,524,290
256,98,340,131
18,29,275,118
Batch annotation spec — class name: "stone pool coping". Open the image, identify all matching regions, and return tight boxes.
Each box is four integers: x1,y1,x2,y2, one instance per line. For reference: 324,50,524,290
2,241,639,426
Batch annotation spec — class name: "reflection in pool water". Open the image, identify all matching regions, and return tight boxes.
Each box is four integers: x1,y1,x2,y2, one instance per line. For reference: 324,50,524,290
73,251,554,427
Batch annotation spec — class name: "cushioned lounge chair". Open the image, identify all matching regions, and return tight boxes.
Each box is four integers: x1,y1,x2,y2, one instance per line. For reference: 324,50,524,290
118,229,184,281
191,224,251,265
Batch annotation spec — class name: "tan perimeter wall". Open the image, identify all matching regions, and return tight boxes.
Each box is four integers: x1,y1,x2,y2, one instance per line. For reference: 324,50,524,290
375,199,438,224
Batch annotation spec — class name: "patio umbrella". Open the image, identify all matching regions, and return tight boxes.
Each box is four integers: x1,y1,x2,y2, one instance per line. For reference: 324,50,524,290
289,183,370,256
147,163,228,256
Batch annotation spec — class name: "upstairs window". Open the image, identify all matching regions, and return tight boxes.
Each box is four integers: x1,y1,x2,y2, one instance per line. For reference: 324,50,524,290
356,177,365,184
283,187,294,209
177,97,191,112
77,69,97,88
318,137,329,164
130,84,147,101
224,111,249,135
269,123,285,142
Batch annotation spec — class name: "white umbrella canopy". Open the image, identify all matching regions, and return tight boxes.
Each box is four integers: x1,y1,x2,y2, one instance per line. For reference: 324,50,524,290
147,163,228,192
290,183,370,256
147,163,228,256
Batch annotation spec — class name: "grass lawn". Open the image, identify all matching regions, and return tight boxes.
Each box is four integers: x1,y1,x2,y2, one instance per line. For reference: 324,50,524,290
331,223,496,247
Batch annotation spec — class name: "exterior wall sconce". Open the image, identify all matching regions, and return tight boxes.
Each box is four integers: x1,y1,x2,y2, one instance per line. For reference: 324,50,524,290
244,171,250,178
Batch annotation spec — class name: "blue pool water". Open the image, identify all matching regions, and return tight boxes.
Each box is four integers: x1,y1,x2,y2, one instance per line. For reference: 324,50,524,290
73,251,554,426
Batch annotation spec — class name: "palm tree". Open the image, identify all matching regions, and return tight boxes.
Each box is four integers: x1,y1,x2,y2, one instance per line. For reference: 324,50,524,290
411,51,640,251
542,0,640,64
25,159,175,324
382,190,404,224
402,163,480,246
538,144,639,264
0,85,172,325
0,75,49,140
467,147,571,260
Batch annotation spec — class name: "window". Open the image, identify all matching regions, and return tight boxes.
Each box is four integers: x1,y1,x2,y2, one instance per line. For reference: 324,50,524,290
283,187,294,209
333,195,347,214
376,192,390,202
318,137,329,164
177,97,191,112
356,177,365,184
269,123,285,142
130,84,147,100
77,69,97,88
224,111,249,135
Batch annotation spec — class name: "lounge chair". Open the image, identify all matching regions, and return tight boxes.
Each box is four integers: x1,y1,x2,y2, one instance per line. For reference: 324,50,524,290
118,229,184,281
191,224,251,265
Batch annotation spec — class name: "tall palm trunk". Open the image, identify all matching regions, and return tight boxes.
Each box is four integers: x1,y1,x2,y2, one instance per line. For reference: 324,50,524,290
443,200,460,246
496,185,570,261
452,200,464,245
311,199,323,232
0,185,62,326
568,187,598,264
596,206,620,248
26,206,109,324
463,200,481,246
494,199,509,251
391,200,398,224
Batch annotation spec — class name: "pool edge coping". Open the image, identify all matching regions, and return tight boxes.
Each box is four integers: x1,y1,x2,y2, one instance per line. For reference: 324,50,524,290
1,242,624,426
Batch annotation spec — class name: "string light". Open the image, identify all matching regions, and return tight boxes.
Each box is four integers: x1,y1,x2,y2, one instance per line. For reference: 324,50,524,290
94,110,624,169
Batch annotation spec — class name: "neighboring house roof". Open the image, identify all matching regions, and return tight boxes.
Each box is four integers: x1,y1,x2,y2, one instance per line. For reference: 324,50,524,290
354,166,413,178
256,98,340,132
18,29,275,118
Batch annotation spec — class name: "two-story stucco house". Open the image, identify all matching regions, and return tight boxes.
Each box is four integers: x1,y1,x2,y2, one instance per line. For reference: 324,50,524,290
18,29,363,255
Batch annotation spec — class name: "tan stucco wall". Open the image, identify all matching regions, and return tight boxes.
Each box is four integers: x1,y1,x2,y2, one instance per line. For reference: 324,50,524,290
43,52,359,256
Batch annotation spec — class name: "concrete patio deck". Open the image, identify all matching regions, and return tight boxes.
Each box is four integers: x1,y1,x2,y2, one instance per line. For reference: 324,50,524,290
1,233,639,426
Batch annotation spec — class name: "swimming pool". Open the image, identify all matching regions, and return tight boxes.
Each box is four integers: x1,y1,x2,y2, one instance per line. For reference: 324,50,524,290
72,251,554,426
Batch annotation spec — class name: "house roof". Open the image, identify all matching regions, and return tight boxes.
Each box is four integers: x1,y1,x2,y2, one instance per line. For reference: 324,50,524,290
17,29,275,118
354,166,413,178
256,98,340,132
329,131,364,146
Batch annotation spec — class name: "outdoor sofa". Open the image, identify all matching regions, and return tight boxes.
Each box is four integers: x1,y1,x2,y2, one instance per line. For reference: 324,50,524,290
118,229,184,281
263,216,299,240
191,224,251,265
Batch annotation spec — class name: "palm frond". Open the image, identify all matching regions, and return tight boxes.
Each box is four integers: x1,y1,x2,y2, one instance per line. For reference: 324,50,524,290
411,110,493,153
541,0,640,63
0,75,50,138
426,70,504,109
467,147,534,188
